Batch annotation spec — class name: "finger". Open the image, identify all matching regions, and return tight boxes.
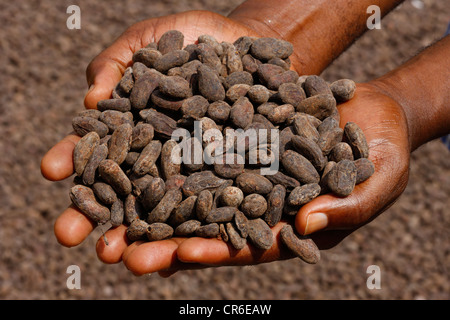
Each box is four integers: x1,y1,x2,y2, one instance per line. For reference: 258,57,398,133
96,225,130,264
122,237,192,276
177,222,292,266
54,205,96,247
41,134,80,181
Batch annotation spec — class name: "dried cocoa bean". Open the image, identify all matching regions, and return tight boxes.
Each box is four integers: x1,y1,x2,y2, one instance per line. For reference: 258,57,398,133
157,30,184,55
175,220,202,236
344,122,369,159
97,98,131,112
141,177,165,210
354,158,375,184
82,144,108,185
330,79,356,102
98,159,132,196
147,188,182,223
110,199,124,227
220,186,244,207
226,222,247,250
287,183,321,206
72,116,109,138
126,219,149,241
132,140,162,176
235,172,273,195
73,131,100,176
250,37,293,60
281,150,320,184
107,123,132,165
195,223,220,238
291,135,327,171
182,171,226,197
247,218,273,250
264,184,286,227
146,223,174,241
205,206,238,223
324,159,357,197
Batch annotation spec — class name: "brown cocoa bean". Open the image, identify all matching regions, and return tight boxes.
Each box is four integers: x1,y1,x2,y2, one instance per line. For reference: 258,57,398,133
317,127,344,155
264,184,286,227
92,182,117,206
281,150,320,184
157,30,184,55
280,224,320,264
207,100,231,123
265,171,300,191
266,70,299,90
153,49,190,73
98,159,132,196
146,223,174,241
196,43,222,73
140,177,165,210
250,37,293,60
291,135,327,171
168,195,197,226
239,194,267,218
330,79,356,102
303,75,333,97
72,116,109,138
99,110,134,133
287,183,321,206
181,95,209,120
132,48,162,68
329,142,354,162
344,122,369,159
132,140,162,176
354,158,375,184
248,85,270,105
174,220,202,236
124,194,145,224
235,172,273,195
247,218,273,250
296,94,337,120
159,75,192,99
110,199,124,227
292,113,320,143
278,83,306,108
73,131,100,176
267,104,295,124
226,84,250,103
220,186,244,207
324,159,357,197
195,223,220,238
205,207,238,223
107,123,132,165
226,222,247,250
140,109,177,139
197,64,226,102
182,171,226,197
126,219,149,241
130,123,154,150
230,97,254,129
97,98,131,112
130,66,160,110
196,189,214,221
147,188,182,223
82,144,108,185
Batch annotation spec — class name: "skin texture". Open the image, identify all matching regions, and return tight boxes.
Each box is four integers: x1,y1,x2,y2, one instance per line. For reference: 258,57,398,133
41,7,449,276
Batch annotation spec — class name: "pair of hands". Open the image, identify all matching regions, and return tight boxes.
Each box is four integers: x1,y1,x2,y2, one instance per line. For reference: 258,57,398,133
41,11,411,276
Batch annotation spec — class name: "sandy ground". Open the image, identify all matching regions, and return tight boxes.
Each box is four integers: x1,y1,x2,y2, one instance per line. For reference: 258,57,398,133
0,0,448,299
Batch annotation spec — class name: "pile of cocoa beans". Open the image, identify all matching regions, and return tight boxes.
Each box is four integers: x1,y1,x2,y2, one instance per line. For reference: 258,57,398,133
69,30,374,264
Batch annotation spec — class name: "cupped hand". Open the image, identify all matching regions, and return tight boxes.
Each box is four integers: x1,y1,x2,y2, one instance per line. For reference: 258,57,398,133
41,10,411,277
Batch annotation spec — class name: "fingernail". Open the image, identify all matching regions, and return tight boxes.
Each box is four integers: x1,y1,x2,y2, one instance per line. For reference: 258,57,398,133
304,213,328,235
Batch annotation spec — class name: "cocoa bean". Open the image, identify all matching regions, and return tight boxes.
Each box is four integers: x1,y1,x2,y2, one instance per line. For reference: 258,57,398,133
73,131,100,176
280,224,320,264
146,223,174,241
263,184,286,227
70,185,110,224
98,159,132,196
287,183,321,206
247,218,273,250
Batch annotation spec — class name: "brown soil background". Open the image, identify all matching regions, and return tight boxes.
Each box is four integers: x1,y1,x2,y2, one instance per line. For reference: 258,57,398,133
0,0,449,300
